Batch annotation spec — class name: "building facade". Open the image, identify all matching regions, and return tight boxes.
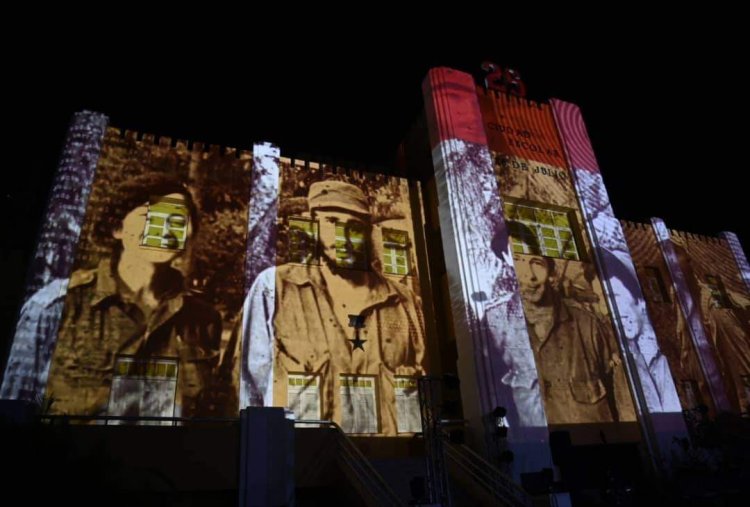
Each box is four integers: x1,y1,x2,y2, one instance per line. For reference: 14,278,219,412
2,66,749,480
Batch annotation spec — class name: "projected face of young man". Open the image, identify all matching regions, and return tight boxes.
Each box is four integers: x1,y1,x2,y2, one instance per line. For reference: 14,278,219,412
610,276,644,339
515,255,555,306
114,193,191,265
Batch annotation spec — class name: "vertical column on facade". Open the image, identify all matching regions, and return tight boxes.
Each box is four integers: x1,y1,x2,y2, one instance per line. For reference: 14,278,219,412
423,67,553,477
652,218,731,413
1,111,108,400
245,142,280,295
239,142,280,408
550,99,687,472
720,231,750,295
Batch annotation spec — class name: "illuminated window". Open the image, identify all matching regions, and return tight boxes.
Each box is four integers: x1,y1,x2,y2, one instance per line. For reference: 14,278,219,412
382,228,410,275
288,218,318,264
394,377,422,433
141,196,189,250
112,357,178,379
287,374,321,424
503,201,580,260
340,375,378,433
108,356,178,425
335,221,367,270
705,275,729,308
643,266,670,303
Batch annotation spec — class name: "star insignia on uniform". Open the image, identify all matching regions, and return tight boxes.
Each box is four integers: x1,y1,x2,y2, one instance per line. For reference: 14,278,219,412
348,336,367,351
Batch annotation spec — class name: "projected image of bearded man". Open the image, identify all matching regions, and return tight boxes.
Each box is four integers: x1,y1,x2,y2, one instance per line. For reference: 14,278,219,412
240,180,425,435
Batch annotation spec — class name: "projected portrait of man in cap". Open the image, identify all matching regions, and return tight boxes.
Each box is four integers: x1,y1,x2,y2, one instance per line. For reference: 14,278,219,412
241,178,426,435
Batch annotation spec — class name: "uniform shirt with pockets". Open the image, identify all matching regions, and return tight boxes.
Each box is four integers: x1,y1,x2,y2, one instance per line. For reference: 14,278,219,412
46,260,222,418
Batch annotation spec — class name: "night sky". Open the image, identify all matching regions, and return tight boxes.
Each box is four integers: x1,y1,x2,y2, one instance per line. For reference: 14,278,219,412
2,28,746,360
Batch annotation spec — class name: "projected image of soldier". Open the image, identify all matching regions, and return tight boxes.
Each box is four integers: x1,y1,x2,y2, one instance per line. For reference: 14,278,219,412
45,173,224,420
487,221,631,425
673,243,750,414
241,180,425,435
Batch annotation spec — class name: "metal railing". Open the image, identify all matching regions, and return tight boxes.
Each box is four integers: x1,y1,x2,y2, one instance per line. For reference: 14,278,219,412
39,415,402,505
38,414,238,425
418,376,451,506
441,434,532,507
37,414,529,506
296,419,403,507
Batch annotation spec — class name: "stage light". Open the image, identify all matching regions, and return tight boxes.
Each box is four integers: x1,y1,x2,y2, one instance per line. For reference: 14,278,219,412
492,406,508,439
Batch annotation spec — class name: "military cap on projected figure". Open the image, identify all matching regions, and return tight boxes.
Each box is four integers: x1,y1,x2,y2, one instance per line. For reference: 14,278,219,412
241,179,426,435
44,173,223,420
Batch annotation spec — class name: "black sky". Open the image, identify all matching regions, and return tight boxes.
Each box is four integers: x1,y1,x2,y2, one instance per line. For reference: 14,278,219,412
2,25,747,345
